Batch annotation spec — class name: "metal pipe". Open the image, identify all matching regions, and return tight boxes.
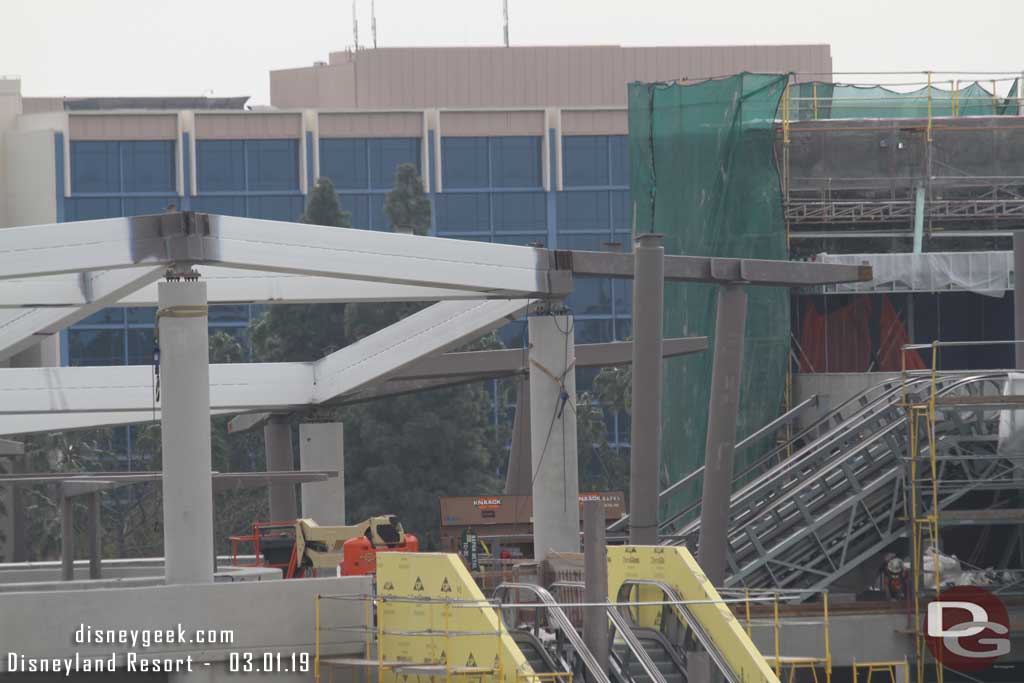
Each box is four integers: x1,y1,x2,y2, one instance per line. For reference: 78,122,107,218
696,284,748,586
629,233,665,545
582,500,609,680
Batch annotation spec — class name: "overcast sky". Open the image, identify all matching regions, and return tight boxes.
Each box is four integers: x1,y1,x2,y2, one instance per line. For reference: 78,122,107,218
2,0,1022,104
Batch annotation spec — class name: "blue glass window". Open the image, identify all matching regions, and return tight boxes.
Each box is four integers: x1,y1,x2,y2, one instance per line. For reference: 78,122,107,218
435,193,490,233
490,137,542,188
247,195,304,221
342,193,370,229
122,141,176,192
246,140,299,191
71,141,120,193
66,197,122,221
190,195,246,217
319,138,368,190
492,192,546,233
197,140,246,191
557,191,611,232
563,136,610,187
442,138,489,189
610,136,629,186
370,138,420,189
67,329,125,367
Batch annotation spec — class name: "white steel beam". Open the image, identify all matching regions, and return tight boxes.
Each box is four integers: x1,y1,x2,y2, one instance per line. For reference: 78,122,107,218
311,299,532,403
0,213,568,296
0,268,484,308
0,409,239,436
0,266,166,361
0,363,313,415
203,215,569,296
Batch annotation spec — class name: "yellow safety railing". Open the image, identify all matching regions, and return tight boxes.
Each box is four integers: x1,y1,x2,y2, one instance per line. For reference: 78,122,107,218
723,587,832,683
853,659,910,683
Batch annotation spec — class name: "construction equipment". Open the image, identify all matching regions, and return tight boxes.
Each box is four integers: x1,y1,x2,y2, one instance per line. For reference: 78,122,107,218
232,515,418,577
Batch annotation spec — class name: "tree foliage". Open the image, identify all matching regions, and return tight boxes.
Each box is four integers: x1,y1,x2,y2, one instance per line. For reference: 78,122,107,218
303,177,351,227
384,164,431,235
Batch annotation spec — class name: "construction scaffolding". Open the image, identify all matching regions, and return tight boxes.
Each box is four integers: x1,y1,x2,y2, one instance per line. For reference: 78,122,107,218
778,72,1024,255
900,340,1024,683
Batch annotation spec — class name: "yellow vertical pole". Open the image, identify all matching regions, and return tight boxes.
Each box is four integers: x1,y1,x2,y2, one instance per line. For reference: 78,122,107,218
744,589,752,637
813,82,819,120
378,596,385,683
992,79,999,114
953,79,959,116
823,591,832,683
926,72,933,143
910,407,923,683
315,594,322,683
773,593,781,677
444,599,452,683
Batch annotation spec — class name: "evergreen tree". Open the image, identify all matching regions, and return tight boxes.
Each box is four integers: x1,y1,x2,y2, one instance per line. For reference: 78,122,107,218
303,177,351,227
383,164,431,235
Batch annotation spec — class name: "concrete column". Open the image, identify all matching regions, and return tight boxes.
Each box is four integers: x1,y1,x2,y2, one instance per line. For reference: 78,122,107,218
159,281,214,585
60,493,74,581
1015,231,1024,368
629,233,665,545
583,500,609,680
504,377,532,495
696,284,748,586
87,492,102,579
300,423,345,524
265,417,298,521
528,314,580,560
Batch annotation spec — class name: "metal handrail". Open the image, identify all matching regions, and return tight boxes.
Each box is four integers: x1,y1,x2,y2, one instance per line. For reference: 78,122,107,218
494,583,612,683
657,376,931,537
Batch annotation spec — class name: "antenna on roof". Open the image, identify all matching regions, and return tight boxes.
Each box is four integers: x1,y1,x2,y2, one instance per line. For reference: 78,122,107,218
502,0,510,47
371,0,378,48
352,0,360,51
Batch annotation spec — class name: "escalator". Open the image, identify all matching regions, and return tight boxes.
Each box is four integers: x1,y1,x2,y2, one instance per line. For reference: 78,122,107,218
647,373,1015,596
611,628,685,683
494,582,667,683
510,629,561,674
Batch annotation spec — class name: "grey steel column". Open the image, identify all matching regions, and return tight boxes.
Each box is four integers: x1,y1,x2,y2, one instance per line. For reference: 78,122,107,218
583,500,609,680
265,416,298,521
696,284,748,586
60,492,74,581
159,281,215,585
629,233,665,545
300,422,346,525
1015,232,1024,368
87,492,101,579
504,377,532,495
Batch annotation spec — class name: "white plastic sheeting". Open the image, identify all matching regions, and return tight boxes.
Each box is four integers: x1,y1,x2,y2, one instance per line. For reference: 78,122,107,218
997,372,1024,457
812,251,1012,297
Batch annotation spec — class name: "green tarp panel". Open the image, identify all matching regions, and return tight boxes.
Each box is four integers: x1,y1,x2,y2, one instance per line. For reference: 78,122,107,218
628,73,790,525
794,79,1021,120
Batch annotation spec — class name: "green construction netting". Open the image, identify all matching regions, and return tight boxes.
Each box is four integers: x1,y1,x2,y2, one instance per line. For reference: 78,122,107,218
793,79,1020,119
628,73,790,525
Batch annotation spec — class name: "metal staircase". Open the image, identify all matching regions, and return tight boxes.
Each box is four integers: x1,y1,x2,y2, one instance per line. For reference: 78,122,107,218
658,372,1016,597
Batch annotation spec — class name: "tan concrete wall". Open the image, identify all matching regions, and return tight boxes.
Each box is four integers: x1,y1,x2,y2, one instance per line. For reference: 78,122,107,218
439,109,545,136
195,113,302,139
69,113,177,140
319,111,422,137
0,79,23,229
272,45,832,109
3,129,56,228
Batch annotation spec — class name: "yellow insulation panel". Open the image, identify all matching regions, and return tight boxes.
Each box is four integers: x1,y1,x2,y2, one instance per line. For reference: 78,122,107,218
377,552,535,683
607,545,780,683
